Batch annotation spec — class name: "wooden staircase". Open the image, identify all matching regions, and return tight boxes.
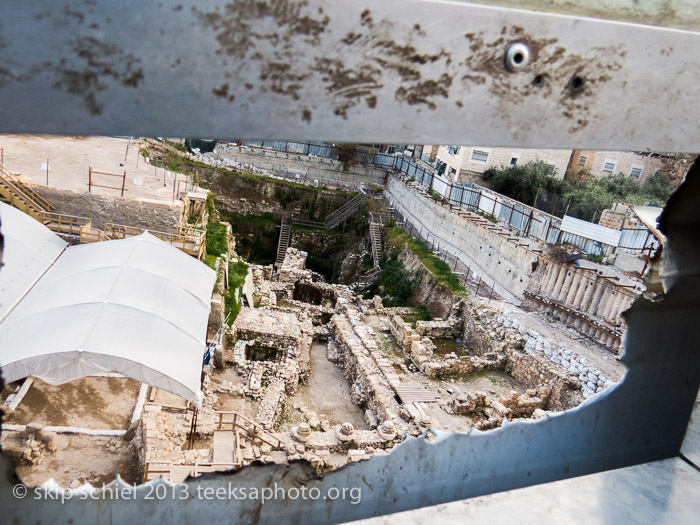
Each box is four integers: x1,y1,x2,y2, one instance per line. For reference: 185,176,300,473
275,218,292,267
213,430,236,464
0,166,54,219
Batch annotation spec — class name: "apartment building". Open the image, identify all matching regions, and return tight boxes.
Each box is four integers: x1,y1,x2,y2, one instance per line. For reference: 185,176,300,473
568,150,692,183
429,145,573,183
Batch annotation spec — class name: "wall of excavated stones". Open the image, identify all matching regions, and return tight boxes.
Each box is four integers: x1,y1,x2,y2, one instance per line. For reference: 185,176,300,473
503,348,581,411
328,302,404,430
415,319,462,338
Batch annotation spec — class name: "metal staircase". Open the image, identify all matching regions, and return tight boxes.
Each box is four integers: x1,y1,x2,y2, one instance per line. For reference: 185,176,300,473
325,193,366,229
355,214,385,289
355,266,382,289
275,218,292,267
370,220,383,267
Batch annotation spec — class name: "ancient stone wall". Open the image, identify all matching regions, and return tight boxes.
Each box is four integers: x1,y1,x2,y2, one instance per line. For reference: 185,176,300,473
504,348,580,411
415,319,462,338
328,302,404,431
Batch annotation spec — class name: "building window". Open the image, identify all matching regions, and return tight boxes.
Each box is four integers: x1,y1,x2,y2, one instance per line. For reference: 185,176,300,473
578,155,587,166
602,159,617,173
510,157,518,166
471,149,489,163
630,165,644,178
447,145,459,156
448,166,456,175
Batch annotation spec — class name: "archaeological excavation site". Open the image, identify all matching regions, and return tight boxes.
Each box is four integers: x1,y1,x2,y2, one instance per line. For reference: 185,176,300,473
1,2,699,522
1,134,662,490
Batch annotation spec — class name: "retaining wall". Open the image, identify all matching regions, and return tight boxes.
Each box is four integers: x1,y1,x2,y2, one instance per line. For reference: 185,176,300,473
208,145,388,189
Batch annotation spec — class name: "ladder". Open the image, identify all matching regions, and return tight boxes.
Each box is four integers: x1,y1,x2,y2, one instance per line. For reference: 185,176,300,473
275,218,292,267
369,220,383,268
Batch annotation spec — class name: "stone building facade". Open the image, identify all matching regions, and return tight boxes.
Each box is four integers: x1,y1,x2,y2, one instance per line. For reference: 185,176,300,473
568,150,692,184
429,145,573,183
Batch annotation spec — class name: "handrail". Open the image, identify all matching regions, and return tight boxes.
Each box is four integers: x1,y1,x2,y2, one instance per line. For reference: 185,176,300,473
0,173,46,216
215,411,283,450
40,211,91,234
105,222,202,245
0,166,54,212
41,211,91,225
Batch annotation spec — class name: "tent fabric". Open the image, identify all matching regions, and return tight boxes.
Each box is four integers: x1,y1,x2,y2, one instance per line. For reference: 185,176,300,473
0,226,216,405
0,202,67,322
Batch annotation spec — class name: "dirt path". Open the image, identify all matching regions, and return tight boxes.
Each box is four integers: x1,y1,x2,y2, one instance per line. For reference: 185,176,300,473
284,341,368,429
35,186,182,232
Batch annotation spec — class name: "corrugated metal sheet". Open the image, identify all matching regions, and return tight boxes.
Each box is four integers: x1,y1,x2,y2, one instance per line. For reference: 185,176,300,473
631,206,665,244
561,215,622,247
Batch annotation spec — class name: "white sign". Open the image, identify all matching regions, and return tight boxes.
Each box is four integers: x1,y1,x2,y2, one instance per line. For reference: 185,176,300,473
41,163,50,170
133,177,143,186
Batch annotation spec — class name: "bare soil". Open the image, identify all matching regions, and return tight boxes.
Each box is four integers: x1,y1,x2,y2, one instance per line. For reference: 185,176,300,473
283,341,368,430
0,135,183,203
4,377,140,429
36,186,182,232
4,432,141,488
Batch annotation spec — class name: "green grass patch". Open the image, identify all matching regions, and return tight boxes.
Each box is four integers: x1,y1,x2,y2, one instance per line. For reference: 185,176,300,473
385,224,467,296
229,259,249,289
225,259,249,325
203,254,217,270
206,220,228,257
291,224,333,233
399,306,432,328
476,211,498,224
220,212,276,228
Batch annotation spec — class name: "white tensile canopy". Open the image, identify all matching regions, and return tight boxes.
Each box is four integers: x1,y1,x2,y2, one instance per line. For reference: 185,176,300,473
0,202,216,405
0,202,67,322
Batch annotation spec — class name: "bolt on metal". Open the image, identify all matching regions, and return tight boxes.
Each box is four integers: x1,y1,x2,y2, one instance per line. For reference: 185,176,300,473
504,42,530,72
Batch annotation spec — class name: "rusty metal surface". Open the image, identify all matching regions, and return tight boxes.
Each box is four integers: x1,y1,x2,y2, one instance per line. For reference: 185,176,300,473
0,1,699,150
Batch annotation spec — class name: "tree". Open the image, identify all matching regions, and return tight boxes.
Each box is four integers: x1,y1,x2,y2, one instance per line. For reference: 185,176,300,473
641,171,673,203
483,161,559,206
564,168,590,187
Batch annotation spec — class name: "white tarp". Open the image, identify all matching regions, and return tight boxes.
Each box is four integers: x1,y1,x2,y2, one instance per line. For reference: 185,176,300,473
0,202,67,322
0,225,216,405
631,205,665,244
560,215,623,247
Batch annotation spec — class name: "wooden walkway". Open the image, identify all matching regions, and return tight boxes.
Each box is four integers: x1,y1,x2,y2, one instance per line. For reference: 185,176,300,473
395,383,441,403
213,430,236,464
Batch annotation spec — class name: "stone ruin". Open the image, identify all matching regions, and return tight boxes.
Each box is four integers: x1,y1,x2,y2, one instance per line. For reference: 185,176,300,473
1,422,58,466
132,241,618,481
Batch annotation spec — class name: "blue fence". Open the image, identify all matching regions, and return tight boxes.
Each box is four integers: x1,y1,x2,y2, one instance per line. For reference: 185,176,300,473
237,140,395,169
